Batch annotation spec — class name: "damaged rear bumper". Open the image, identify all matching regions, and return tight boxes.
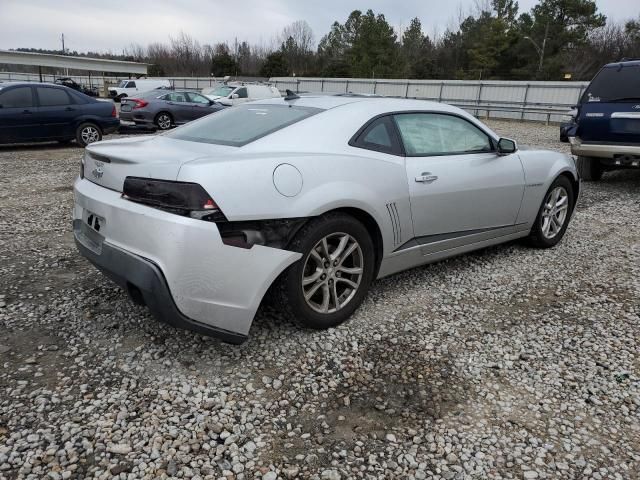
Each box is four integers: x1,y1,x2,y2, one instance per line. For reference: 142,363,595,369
74,231,248,344
73,178,301,342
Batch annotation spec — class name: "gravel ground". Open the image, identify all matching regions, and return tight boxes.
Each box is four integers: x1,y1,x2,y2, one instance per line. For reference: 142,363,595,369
0,120,639,480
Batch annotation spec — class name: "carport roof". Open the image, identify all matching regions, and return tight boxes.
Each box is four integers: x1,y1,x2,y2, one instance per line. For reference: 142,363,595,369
0,50,148,75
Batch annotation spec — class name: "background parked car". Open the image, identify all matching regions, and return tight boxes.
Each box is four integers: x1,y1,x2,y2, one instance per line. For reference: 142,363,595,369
108,78,171,102
0,82,119,146
119,89,225,130
570,59,640,180
201,82,281,105
54,77,99,97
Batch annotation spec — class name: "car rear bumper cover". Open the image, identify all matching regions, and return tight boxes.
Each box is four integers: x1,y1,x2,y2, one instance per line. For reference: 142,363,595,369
570,137,640,158
73,178,301,342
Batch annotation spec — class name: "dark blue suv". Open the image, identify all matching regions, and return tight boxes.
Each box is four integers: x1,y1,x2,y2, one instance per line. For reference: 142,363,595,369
570,60,640,180
0,82,119,147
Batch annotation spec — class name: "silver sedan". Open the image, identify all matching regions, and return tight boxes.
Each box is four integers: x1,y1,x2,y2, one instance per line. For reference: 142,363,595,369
119,89,225,130
74,95,579,343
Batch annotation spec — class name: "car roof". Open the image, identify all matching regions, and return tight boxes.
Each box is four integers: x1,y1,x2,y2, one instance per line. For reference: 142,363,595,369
603,59,640,68
0,81,71,89
250,94,463,115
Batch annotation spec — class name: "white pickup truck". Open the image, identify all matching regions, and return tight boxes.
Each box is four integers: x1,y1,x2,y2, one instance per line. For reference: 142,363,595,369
109,79,171,102
201,83,281,106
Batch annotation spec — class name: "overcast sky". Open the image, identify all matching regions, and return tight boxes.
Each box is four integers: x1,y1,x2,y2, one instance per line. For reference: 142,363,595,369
1,0,638,53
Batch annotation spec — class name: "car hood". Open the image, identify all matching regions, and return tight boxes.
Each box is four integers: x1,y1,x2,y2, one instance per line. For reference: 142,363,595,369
83,135,236,191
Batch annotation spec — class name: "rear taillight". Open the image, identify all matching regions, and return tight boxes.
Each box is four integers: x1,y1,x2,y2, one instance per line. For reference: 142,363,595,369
111,104,117,117
132,99,148,109
122,177,226,221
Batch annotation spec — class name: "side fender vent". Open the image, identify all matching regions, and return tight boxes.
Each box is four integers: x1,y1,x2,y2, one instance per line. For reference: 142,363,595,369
386,202,402,246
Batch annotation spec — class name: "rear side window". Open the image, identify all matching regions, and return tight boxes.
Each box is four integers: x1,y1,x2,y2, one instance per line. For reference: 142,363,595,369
0,87,34,108
166,104,321,146
582,64,640,102
350,116,401,155
394,113,493,156
37,87,72,106
166,92,188,102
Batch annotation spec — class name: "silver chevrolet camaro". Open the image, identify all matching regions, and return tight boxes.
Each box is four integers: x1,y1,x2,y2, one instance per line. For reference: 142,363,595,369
73,94,579,343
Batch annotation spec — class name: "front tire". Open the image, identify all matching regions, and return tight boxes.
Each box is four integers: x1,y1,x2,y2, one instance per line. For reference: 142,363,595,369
155,112,173,130
76,123,102,147
577,156,603,181
528,176,574,248
274,213,375,330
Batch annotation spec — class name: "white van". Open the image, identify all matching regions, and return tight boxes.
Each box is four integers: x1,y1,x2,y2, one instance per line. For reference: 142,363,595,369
201,83,281,106
109,79,171,102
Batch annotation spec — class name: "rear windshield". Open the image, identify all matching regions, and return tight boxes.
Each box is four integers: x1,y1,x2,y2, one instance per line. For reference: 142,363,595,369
166,104,322,146
583,64,640,102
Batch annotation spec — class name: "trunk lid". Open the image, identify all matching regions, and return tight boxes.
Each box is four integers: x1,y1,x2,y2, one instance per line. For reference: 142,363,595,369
83,135,236,192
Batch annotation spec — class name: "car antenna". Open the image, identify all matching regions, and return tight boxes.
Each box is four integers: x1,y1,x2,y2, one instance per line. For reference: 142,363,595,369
284,89,300,100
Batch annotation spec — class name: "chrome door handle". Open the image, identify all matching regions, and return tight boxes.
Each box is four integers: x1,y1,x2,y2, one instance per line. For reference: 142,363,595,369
415,172,438,183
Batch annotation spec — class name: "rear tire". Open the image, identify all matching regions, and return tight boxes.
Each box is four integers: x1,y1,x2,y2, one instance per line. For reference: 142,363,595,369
75,123,102,147
577,156,603,181
273,213,375,330
527,176,574,249
155,112,173,130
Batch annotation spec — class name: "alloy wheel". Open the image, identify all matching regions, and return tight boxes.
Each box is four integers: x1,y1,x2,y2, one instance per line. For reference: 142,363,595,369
541,186,569,239
301,232,364,314
157,114,171,129
81,126,100,145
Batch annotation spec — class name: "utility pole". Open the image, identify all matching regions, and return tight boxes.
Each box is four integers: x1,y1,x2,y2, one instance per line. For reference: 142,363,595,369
61,33,65,54
524,23,549,78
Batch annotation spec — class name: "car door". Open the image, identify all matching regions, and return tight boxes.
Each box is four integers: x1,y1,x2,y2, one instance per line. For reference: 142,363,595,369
0,85,39,143
186,92,217,119
395,112,525,252
34,86,77,139
165,92,193,123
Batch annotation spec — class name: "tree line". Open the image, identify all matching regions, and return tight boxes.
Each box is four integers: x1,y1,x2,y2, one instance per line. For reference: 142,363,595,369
9,0,640,81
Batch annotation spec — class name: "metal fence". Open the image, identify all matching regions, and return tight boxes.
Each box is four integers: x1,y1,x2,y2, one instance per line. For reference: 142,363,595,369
270,77,590,123
0,71,589,123
0,71,265,90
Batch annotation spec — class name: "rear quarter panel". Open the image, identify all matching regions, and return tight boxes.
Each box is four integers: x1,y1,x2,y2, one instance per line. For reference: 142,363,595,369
178,150,413,256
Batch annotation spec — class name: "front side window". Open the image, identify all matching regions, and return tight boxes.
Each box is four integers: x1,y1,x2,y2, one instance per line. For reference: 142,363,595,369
0,87,34,108
127,81,136,88
167,104,321,146
394,113,492,156
235,87,248,98
186,92,211,104
37,87,72,107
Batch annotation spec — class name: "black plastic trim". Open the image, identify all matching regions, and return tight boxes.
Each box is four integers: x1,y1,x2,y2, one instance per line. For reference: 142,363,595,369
74,226,247,344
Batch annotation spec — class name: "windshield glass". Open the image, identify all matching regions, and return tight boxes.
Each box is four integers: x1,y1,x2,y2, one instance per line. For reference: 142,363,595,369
166,104,321,146
583,64,640,102
205,85,235,97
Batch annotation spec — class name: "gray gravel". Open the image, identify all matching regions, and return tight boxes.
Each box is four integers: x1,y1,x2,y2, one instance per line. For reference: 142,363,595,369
1,120,639,479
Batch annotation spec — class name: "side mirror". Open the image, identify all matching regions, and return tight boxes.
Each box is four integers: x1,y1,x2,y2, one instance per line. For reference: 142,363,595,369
231,93,239,99
497,137,517,155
